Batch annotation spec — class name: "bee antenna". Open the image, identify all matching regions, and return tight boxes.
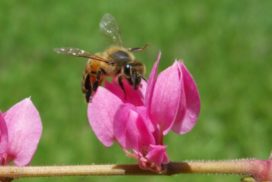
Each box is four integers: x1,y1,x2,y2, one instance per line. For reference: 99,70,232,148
128,44,149,52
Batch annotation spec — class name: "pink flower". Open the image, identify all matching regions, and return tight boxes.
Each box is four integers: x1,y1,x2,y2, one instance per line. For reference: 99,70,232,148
88,53,200,172
0,98,42,166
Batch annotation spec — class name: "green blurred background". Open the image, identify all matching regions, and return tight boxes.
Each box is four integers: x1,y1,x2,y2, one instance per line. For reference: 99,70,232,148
0,0,271,181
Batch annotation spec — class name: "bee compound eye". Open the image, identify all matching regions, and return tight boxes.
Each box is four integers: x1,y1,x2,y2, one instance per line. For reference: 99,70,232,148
124,64,131,76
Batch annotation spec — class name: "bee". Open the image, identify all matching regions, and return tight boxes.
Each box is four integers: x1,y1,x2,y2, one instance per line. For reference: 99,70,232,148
54,13,147,102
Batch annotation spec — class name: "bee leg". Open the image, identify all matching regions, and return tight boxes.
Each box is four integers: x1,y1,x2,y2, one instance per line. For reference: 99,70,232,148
84,70,104,102
131,71,137,89
84,74,92,102
129,71,137,89
140,75,147,81
118,76,126,95
92,70,103,92
85,89,92,102
128,44,148,52
129,71,142,89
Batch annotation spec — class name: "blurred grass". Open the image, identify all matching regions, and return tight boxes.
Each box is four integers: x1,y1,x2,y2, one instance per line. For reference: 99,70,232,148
0,0,271,181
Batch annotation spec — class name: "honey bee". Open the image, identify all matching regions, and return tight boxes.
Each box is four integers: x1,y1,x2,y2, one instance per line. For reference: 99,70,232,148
54,14,147,102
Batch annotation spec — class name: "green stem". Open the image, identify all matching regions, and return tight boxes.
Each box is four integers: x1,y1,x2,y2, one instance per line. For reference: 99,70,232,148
0,159,270,181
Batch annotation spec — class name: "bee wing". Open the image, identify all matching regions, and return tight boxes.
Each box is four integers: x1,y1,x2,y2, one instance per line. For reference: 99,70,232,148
99,13,123,46
54,48,114,64
54,48,94,58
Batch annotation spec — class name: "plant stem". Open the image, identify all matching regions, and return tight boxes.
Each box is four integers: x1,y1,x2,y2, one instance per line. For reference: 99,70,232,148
0,160,270,180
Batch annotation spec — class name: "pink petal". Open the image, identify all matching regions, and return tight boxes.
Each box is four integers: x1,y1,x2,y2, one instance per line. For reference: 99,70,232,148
145,144,169,165
105,79,145,106
145,52,161,110
104,80,124,100
138,144,169,172
171,62,201,134
4,98,42,166
88,87,122,147
113,104,154,151
0,114,8,159
136,106,155,133
149,62,182,134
